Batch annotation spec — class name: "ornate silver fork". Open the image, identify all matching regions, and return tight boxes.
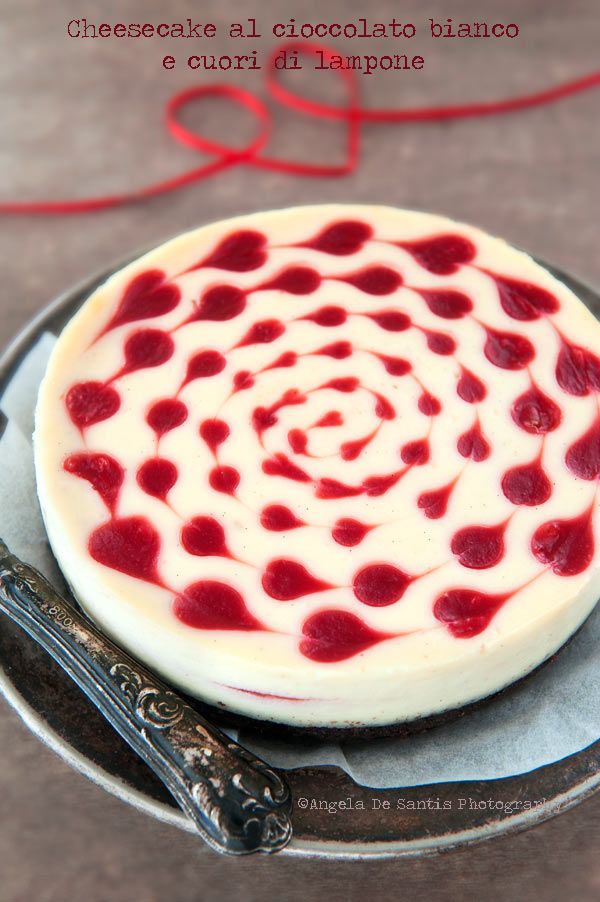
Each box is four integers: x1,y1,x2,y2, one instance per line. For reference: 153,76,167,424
0,538,292,855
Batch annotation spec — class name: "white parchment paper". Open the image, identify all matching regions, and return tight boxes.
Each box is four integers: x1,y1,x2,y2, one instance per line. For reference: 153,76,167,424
1,333,599,789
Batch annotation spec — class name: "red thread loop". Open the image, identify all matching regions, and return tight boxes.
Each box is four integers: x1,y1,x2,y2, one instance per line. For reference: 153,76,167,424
1,40,599,215
166,83,271,159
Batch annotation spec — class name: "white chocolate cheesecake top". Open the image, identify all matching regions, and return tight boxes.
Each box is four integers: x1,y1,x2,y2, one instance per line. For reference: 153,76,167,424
33,205,600,727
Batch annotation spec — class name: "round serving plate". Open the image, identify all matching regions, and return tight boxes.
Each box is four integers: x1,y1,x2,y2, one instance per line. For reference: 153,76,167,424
1,253,600,859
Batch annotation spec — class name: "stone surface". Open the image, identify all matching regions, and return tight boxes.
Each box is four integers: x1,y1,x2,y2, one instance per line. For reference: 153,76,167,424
1,0,600,898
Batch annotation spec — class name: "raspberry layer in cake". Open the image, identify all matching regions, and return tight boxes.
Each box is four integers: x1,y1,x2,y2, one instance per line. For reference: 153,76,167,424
33,205,600,729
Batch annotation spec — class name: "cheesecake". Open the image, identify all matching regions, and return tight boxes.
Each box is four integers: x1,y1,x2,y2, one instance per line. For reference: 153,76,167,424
33,205,600,729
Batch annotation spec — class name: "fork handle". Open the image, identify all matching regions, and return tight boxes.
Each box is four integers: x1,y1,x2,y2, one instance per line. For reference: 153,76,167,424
0,539,292,855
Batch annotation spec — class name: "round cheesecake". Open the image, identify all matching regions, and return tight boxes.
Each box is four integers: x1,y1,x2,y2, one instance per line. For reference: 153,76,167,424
33,205,600,729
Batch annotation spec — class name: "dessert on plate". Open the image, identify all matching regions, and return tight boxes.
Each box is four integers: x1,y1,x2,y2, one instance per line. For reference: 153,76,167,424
33,204,600,730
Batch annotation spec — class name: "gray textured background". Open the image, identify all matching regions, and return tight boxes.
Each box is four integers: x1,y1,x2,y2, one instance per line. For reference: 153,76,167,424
1,1,600,899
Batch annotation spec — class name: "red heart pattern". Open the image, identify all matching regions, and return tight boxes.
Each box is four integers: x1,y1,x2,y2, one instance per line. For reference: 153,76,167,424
58,213,600,664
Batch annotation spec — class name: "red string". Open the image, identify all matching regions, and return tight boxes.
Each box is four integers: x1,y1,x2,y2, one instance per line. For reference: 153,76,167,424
1,40,599,215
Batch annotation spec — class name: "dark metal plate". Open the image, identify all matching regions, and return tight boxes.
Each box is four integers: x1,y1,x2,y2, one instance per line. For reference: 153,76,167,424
1,254,599,858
